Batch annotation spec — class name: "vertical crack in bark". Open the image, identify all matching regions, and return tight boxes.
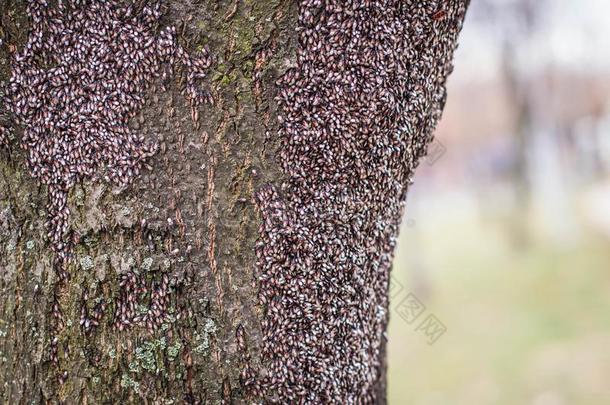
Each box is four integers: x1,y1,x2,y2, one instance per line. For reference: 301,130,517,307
206,157,223,316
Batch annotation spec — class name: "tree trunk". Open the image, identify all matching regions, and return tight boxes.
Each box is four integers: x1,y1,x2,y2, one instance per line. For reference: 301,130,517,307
0,0,468,403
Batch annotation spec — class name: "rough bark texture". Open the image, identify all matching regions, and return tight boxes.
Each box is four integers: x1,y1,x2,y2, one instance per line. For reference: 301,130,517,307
0,0,467,403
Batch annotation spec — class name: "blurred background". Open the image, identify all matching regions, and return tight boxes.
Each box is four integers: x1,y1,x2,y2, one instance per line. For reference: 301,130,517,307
387,0,610,404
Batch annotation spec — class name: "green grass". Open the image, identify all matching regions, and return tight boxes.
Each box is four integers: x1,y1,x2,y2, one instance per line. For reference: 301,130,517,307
387,215,610,405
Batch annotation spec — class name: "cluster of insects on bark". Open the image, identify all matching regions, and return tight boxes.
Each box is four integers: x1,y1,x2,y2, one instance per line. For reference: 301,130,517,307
79,287,106,334
0,0,211,279
114,270,175,333
253,0,468,402
0,0,212,381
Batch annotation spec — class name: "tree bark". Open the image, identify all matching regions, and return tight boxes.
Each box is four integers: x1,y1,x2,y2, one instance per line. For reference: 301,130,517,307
0,0,468,403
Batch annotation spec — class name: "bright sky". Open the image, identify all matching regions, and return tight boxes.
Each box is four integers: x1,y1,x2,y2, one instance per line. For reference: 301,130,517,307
453,0,610,82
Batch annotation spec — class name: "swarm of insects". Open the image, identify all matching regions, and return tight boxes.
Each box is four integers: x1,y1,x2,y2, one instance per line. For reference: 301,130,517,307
254,0,468,402
0,126,10,147
0,0,211,278
113,271,173,333
79,288,106,334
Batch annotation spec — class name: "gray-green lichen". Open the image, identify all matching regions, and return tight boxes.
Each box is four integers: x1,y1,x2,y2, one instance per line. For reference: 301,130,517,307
193,318,216,355
167,341,182,360
141,257,153,271
79,255,94,270
120,374,140,393
133,338,167,374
